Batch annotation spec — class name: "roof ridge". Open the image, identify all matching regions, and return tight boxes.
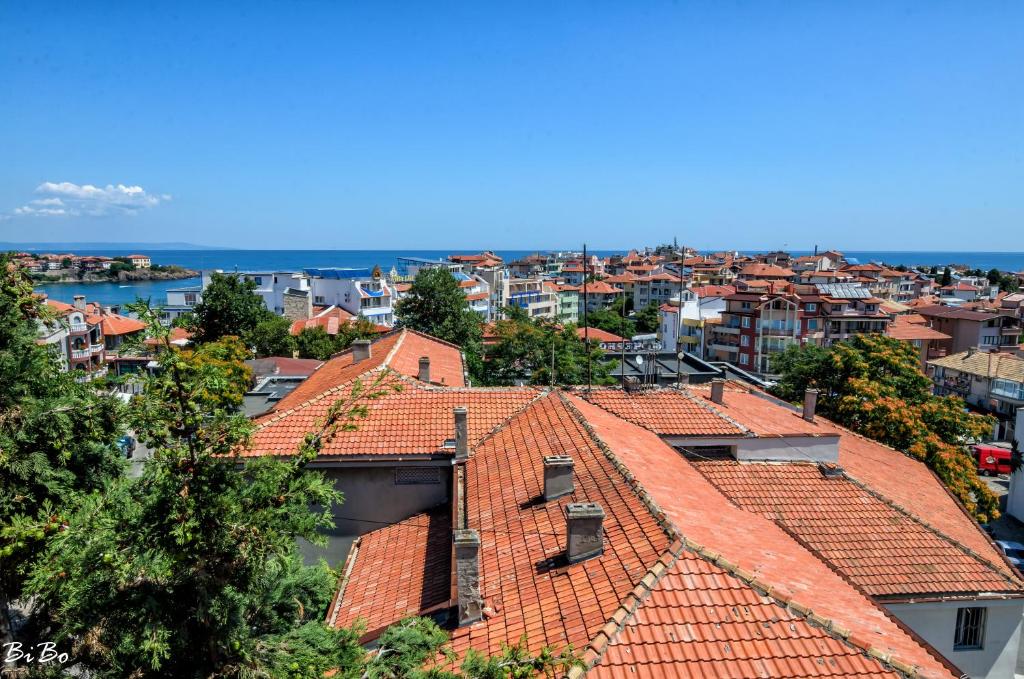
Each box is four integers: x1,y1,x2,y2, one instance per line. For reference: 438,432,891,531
559,393,938,679
675,385,752,434
382,327,408,367
464,388,554,454
839,469,1024,591
252,365,401,431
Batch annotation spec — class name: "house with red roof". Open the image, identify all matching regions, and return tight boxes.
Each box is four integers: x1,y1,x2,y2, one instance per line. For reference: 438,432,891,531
312,371,1023,678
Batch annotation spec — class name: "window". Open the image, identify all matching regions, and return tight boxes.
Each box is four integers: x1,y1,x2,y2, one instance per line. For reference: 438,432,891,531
740,335,749,347
741,317,750,328
805,303,817,312
807,319,818,330
954,607,985,650
981,336,999,346
253,276,263,285
394,467,441,485
739,354,749,365
740,302,752,310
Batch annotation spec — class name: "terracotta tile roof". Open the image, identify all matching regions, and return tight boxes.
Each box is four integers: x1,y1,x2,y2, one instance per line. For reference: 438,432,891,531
690,284,736,297
246,356,323,378
886,317,951,341
96,314,146,336
567,396,956,678
594,552,905,678
289,306,355,335
687,384,834,437
684,383,1020,582
446,393,671,658
601,272,638,284
465,291,489,302
577,327,625,343
248,377,538,458
738,263,796,278
270,329,465,412
691,461,1020,598
328,506,451,635
581,281,623,295
582,388,745,437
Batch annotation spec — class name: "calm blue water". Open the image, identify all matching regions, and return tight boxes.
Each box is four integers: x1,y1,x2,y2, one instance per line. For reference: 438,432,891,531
34,249,1024,307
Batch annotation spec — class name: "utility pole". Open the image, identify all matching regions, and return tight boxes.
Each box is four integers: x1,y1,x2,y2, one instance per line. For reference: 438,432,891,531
583,243,591,391
676,241,685,389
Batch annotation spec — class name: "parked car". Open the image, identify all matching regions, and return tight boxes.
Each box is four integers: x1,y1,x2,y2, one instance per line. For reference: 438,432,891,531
996,540,1024,568
972,443,1013,476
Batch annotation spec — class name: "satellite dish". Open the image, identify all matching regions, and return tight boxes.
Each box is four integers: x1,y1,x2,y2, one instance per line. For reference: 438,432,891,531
636,355,644,365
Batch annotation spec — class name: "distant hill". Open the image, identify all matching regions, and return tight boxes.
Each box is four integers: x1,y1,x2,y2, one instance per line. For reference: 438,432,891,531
0,241,222,251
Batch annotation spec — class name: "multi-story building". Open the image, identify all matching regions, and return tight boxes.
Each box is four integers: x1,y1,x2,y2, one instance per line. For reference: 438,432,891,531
161,285,203,323
576,280,623,316
632,272,684,310
449,253,507,319
302,267,396,326
502,277,557,319
547,283,579,324
929,350,1024,440
201,270,309,316
736,262,795,283
799,283,891,346
41,296,107,381
658,289,702,356
710,285,801,374
916,305,1022,354
126,254,152,269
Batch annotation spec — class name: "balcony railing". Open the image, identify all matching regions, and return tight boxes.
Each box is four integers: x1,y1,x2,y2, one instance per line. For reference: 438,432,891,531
91,343,104,355
69,323,88,333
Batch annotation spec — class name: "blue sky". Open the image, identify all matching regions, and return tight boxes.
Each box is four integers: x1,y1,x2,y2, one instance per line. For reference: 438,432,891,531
1,2,1021,250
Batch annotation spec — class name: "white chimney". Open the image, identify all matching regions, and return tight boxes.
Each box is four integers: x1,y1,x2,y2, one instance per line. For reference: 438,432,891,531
351,339,371,363
803,388,819,422
73,294,86,310
565,502,605,564
454,406,469,461
454,529,482,625
543,456,574,501
710,379,725,404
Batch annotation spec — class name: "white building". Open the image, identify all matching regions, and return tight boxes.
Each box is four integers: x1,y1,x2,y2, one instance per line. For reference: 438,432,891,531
301,267,395,326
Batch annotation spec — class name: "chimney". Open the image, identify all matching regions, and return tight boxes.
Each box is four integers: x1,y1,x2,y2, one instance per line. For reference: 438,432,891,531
454,406,469,461
351,339,371,363
418,356,431,383
73,294,86,310
710,379,725,404
565,502,605,564
454,529,482,625
543,455,574,501
803,388,819,422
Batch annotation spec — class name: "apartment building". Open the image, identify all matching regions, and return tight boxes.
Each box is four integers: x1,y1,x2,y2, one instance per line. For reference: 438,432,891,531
632,271,684,310
929,350,1024,440
547,282,579,324
800,283,891,346
302,267,396,326
658,289,702,356
710,285,801,374
576,280,623,315
917,305,1022,355
502,277,557,319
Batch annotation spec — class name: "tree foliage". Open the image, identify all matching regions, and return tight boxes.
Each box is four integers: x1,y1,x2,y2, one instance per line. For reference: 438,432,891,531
583,296,634,339
0,257,124,616
771,334,998,521
482,307,613,386
189,273,270,346
633,302,661,334
294,319,380,361
25,302,400,677
395,268,482,351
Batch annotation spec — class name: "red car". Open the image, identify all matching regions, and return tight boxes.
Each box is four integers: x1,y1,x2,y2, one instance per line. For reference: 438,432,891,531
973,444,1013,476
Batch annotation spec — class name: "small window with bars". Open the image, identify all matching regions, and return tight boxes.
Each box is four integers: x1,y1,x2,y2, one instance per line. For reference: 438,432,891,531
394,467,441,486
954,607,985,650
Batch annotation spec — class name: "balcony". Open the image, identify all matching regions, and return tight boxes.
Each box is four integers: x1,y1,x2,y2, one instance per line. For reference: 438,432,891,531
710,342,739,353
91,343,104,355
70,348,90,360
715,325,740,335
69,322,88,333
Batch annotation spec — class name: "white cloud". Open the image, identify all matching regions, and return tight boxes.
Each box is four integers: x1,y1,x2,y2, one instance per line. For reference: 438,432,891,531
5,181,171,218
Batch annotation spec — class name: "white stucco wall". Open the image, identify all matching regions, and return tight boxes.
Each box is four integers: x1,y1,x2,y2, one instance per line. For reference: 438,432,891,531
885,599,1023,679
665,434,840,463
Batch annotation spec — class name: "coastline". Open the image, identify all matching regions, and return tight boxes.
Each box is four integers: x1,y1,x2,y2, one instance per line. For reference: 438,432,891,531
31,268,199,285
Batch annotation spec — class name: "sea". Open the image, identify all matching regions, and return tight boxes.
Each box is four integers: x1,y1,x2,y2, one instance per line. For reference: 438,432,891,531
32,249,1024,308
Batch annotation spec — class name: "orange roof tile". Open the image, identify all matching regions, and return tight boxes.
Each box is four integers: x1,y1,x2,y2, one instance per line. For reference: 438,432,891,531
582,388,745,436
576,327,625,343
446,393,670,658
687,384,833,437
328,507,451,635
581,281,623,295
692,461,1020,598
270,329,465,411
568,396,956,678
249,377,538,458
97,314,147,336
